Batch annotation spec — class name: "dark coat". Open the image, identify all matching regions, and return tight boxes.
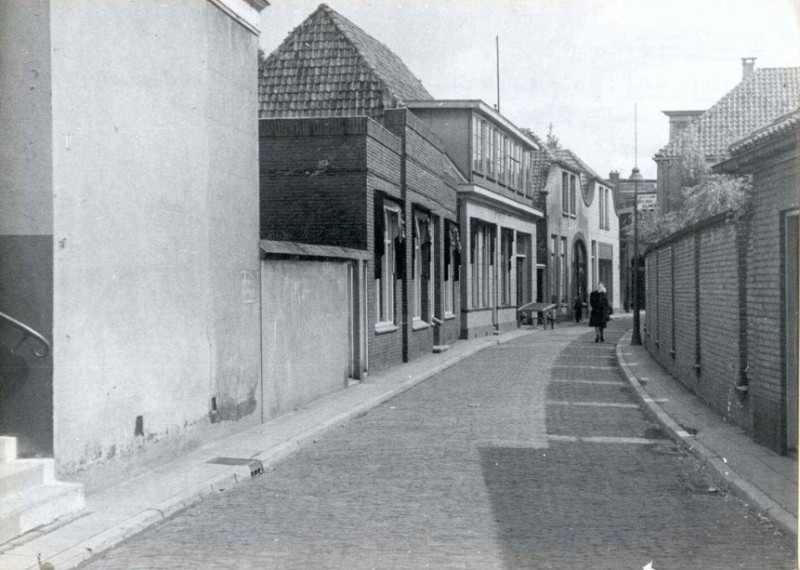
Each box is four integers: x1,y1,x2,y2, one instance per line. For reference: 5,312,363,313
589,290,611,328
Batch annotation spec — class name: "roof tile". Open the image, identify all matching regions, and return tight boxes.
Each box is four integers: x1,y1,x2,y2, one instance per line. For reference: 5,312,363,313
259,4,432,119
656,68,800,158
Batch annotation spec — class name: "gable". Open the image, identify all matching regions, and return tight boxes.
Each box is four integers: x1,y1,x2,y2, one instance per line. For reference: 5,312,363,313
259,4,432,120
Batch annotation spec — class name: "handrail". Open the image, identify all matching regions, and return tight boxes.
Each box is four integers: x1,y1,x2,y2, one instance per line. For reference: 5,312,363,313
0,311,51,357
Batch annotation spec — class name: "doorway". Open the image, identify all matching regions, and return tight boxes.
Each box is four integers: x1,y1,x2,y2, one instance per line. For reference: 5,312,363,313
573,240,587,303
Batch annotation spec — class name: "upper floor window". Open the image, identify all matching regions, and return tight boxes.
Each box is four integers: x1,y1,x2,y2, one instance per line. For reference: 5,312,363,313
599,186,610,229
562,172,576,215
569,174,577,215
471,116,529,193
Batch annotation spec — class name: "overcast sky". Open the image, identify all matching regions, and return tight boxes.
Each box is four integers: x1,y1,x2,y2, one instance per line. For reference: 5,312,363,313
259,0,800,178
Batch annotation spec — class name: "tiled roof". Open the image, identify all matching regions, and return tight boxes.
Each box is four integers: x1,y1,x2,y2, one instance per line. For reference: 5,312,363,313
655,67,800,159
520,129,555,198
259,4,432,119
728,108,800,155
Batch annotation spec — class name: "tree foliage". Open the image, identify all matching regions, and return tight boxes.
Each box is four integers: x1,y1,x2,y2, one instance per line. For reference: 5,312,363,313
632,134,752,244
545,123,561,150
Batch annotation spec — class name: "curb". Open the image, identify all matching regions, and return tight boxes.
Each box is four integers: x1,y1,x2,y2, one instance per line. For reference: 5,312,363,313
35,329,534,570
615,330,797,538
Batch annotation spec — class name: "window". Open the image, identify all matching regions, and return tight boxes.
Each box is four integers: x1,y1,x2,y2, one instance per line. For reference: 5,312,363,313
551,234,558,304
480,120,488,174
500,228,514,305
523,151,532,197
560,236,568,305
561,172,569,214
413,210,433,323
599,186,610,229
591,240,597,287
472,117,480,172
569,174,577,215
374,193,403,326
444,221,461,316
489,127,497,178
471,219,495,309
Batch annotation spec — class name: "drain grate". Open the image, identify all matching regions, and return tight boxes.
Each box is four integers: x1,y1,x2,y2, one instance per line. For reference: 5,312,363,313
207,457,264,477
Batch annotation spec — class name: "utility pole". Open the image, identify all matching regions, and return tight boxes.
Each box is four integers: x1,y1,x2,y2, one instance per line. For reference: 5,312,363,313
630,104,643,346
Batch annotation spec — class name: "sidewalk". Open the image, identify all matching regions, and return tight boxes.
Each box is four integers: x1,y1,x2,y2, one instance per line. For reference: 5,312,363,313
0,327,538,570
616,329,798,537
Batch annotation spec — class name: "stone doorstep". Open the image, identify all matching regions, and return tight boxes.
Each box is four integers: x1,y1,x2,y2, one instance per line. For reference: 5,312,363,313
0,438,17,464
0,482,85,546
0,439,86,550
0,461,52,497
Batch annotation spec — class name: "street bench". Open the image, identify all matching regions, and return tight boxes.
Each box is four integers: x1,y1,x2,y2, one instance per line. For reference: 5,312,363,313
517,302,556,330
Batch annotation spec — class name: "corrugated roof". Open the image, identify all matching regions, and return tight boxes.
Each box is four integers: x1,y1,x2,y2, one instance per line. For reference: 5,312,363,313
258,4,432,119
655,67,800,158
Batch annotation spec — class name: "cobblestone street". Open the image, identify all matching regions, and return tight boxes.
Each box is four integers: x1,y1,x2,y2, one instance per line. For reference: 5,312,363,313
81,319,795,570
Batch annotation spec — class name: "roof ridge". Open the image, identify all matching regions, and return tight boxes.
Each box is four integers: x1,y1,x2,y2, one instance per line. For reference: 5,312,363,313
655,66,800,158
316,4,390,100
320,3,431,104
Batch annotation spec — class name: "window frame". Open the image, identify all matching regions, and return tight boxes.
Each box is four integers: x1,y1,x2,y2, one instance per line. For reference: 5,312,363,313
376,201,402,328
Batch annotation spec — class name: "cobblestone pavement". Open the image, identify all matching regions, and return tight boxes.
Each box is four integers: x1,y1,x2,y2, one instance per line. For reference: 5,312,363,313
81,319,796,569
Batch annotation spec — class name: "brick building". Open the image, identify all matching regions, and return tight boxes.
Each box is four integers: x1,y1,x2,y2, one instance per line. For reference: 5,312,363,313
258,4,461,383
715,109,799,454
407,101,545,337
654,59,800,213
645,109,799,454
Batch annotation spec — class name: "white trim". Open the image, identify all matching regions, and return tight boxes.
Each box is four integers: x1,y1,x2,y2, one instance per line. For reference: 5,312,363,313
459,184,544,219
374,322,399,334
206,0,264,35
406,100,540,150
412,317,430,331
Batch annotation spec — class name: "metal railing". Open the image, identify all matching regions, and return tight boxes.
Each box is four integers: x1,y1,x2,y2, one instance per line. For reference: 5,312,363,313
0,311,51,357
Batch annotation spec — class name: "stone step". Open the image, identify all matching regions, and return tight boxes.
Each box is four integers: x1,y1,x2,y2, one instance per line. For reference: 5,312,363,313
0,481,85,545
0,437,17,463
0,459,54,498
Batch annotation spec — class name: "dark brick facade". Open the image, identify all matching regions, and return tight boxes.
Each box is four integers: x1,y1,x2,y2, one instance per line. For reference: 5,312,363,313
259,114,459,375
645,134,799,452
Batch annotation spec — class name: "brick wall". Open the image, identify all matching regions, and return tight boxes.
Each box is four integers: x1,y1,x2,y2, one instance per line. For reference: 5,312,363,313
745,152,798,450
259,114,460,375
645,214,751,434
384,109,460,363
259,117,401,249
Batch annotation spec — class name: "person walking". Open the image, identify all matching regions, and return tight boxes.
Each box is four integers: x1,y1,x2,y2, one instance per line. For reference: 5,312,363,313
572,297,585,324
589,282,611,342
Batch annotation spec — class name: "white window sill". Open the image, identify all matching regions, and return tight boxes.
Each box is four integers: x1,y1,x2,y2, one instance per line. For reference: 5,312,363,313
374,322,399,335
444,312,456,320
412,318,430,331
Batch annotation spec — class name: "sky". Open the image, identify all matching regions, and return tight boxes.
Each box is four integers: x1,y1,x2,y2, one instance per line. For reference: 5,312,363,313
259,0,800,179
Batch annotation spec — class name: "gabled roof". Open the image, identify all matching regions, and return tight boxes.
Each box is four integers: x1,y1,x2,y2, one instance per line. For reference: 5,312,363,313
259,4,432,119
728,107,800,155
655,67,800,159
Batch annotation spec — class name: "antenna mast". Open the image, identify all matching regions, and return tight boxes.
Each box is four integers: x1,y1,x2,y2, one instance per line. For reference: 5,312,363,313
634,103,638,166
496,36,500,112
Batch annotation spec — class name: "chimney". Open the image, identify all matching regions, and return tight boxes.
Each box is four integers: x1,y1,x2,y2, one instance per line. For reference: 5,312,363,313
742,57,756,79
663,110,705,142
609,171,620,185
